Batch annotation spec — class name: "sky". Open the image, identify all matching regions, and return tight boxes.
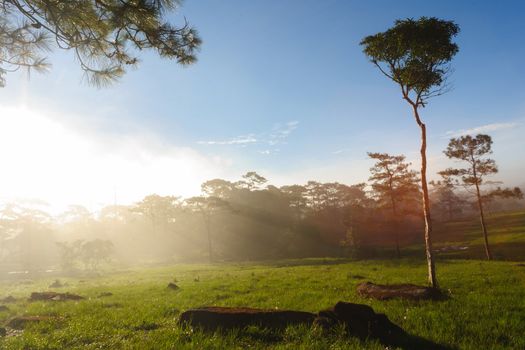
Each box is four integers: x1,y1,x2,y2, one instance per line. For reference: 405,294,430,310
0,0,524,213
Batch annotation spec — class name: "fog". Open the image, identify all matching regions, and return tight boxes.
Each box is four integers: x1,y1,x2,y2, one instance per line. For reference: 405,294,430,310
1,171,523,280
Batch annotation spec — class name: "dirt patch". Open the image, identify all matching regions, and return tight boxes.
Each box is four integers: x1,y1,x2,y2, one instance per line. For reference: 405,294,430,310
0,305,9,312
6,316,58,330
0,296,16,303
97,292,113,298
515,263,525,267
29,292,85,302
179,307,315,330
357,282,441,301
0,327,6,337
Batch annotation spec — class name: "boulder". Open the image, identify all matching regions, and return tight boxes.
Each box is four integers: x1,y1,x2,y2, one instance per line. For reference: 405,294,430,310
357,282,440,300
179,306,315,330
314,302,405,344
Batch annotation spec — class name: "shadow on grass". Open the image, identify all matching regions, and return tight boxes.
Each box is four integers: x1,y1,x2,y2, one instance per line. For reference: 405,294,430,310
392,333,457,350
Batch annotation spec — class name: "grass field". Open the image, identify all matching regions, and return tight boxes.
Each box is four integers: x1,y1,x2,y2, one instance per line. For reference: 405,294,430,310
432,210,525,260
1,259,525,349
1,210,524,349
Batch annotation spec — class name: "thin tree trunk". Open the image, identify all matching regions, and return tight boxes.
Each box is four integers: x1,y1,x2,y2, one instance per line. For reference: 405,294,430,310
391,198,401,258
412,106,438,288
473,173,492,260
204,215,213,263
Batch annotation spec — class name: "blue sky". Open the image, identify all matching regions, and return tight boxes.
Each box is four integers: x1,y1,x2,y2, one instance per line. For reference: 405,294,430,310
0,0,524,210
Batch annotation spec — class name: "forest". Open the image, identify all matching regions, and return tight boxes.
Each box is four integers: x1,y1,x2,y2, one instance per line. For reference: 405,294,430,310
2,148,522,274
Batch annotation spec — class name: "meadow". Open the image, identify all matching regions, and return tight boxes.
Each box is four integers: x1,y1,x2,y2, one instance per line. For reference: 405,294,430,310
1,211,524,349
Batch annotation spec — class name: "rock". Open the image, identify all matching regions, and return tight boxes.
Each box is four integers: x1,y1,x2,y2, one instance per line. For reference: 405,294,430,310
179,306,315,330
312,309,339,331
29,292,84,302
357,282,441,301
0,327,6,337
313,302,405,345
0,305,9,312
6,316,56,330
0,296,16,303
167,282,179,290
97,292,113,298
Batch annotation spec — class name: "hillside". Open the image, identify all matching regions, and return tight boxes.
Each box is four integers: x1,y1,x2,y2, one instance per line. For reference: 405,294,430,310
432,210,525,260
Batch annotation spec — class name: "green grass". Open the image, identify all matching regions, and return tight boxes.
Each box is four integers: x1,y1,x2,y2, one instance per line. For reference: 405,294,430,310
432,210,525,260
1,258,525,349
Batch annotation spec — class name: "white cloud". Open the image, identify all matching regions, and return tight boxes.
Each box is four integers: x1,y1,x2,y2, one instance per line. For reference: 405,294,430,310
197,134,257,145
0,105,233,213
198,120,299,150
446,122,518,137
268,120,299,145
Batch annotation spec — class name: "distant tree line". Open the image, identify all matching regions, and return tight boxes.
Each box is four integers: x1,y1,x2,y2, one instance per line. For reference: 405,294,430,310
0,136,522,273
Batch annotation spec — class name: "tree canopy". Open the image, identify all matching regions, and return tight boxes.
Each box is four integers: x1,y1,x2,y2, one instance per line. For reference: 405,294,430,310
360,17,459,107
0,0,201,87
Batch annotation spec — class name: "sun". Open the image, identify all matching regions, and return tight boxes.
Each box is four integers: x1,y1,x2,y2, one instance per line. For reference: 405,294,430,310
0,105,219,214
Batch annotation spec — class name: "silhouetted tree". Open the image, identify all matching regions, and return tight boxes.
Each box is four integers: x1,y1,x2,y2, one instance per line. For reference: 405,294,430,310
368,152,419,257
429,176,466,221
0,0,201,86
79,239,114,270
361,17,460,288
441,134,523,260
236,172,268,191
184,196,227,263
132,194,181,232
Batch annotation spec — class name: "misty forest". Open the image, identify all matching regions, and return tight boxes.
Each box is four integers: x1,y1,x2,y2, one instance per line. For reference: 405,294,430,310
1,1,524,349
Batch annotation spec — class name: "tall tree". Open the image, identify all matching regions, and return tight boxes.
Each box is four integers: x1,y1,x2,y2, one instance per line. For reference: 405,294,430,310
440,134,523,260
0,0,201,86
361,17,460,288
184,196,227,263
368,152,419,257
429,176,466,221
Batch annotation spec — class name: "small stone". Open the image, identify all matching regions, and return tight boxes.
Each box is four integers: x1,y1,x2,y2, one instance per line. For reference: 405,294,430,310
167,282,179,290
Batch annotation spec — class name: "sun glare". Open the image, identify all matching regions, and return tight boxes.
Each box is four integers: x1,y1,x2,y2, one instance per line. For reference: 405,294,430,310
0,106,218,214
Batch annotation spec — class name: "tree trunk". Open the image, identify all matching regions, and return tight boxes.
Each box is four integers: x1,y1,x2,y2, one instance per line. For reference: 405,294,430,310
204,215,213,263
412,106,438,288
473,175,492,260
391,198,401,258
